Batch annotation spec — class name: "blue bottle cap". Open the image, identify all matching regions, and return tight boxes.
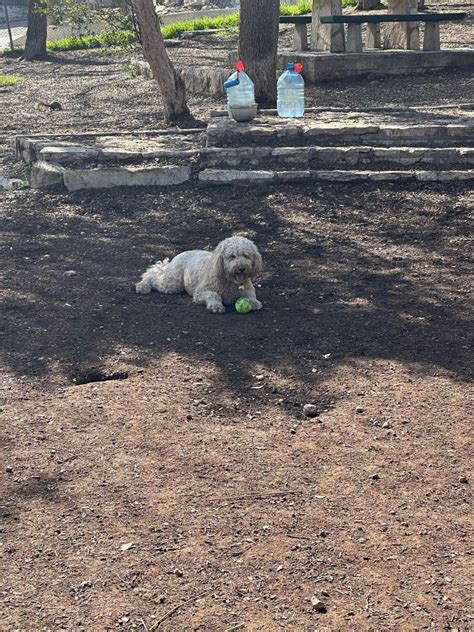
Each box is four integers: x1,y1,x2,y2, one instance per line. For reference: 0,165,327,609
287,62,295,70
224,77,240,89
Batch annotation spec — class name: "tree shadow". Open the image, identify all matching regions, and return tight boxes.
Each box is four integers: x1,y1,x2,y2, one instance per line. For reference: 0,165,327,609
44,53,117,66
1,472,66,525
1,181,472,408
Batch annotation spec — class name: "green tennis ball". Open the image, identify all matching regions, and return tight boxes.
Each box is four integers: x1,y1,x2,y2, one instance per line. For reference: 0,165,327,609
235,297,253,314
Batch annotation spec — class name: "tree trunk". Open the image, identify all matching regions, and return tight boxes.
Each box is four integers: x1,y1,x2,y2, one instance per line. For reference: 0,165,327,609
239,0,280,106
133,0,190,124
24,0,47,61
356,0,384,11
356,0,383,9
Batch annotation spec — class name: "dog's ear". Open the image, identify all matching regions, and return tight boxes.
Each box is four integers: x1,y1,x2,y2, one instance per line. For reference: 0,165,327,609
252,244,263,276
211,241,226,279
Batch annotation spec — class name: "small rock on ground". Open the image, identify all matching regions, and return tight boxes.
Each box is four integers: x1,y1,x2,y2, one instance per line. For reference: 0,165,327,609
303,404,319,418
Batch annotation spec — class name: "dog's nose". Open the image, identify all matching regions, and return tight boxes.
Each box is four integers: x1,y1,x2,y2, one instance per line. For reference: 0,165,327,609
239,267,245,273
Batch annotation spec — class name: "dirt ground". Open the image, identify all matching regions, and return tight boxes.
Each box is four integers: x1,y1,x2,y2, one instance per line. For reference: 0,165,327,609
1,12,474,632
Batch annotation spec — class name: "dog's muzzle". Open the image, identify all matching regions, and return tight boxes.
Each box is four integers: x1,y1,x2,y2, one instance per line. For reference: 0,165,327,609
233,268,249,285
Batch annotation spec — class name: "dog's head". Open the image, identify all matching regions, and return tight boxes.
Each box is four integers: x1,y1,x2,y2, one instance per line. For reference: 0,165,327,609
211,236,262,286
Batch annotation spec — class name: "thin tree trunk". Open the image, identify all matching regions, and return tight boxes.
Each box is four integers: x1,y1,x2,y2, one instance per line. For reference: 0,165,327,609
133,0,190,124
239,0,280,106
24,0,47,61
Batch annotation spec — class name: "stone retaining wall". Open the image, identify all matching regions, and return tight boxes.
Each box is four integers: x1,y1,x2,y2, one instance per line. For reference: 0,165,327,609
130,58,227,97
278,49,474,82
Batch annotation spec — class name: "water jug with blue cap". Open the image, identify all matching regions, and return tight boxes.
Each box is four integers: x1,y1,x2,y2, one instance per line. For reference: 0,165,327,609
224,60,257,122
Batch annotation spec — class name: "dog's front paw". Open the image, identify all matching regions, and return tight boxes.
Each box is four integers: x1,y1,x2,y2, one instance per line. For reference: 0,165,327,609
250,299,263,310
207,301,225,314
135,281,151,294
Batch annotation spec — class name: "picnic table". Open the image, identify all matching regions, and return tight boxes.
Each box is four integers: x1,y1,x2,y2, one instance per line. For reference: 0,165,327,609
280,0,466,52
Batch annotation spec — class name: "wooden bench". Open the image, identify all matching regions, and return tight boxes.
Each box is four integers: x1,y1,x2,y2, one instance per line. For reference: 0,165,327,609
279,15,312,51
280,12,466,52
321,12,466,52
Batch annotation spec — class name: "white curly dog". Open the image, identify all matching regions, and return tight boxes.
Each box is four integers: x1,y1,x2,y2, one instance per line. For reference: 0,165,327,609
136,236,263,314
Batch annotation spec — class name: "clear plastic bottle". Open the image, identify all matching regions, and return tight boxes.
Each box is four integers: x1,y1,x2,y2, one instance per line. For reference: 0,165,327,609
224,60,256,115
277,62,305,118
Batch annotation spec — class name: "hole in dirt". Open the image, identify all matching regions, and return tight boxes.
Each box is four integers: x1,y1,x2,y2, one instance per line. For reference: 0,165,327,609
71,370,129,386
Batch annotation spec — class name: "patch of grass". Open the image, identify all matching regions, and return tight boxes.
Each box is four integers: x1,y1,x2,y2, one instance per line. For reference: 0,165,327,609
46,29,138,52
0,74,23,86
162,14,239,39
0,29,137,57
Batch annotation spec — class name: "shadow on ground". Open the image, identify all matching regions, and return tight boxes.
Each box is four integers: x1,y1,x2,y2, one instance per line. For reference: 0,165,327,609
1,181,472,403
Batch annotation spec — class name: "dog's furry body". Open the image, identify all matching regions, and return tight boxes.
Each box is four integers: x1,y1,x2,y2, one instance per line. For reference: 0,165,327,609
136,236,263,314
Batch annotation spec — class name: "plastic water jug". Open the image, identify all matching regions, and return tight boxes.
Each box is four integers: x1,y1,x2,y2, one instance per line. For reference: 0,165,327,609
224,60,256,115
277,62,304,118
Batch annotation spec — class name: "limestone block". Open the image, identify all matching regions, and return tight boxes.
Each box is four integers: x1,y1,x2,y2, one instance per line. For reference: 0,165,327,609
416,170,474,182
100,148,144,160
368,170,415,180
276,125,303,141
30,161,66,189
378,124,445,141
198,169,275,184
64,165,191,191
303,124,379,138
276,171,312,181
39,145,99,164
271,148,312,166
141,149,200,159
309,170,369,181
180,66,228,97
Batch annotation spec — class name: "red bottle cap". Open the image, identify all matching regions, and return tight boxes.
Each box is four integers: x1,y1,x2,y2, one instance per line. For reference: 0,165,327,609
294,63,303,73
236,60,245,72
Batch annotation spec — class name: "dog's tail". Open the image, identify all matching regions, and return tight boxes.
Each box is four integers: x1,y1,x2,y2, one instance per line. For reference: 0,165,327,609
135,258,170,294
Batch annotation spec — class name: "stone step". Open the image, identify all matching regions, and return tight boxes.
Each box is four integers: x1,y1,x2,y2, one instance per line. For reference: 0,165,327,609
201,146,474,170
199,168,474,185
16,130,204,165
31,161,192,191
207,113,474,148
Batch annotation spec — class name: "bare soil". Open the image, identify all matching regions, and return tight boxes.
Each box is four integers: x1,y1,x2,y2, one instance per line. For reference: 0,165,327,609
1,14,473,632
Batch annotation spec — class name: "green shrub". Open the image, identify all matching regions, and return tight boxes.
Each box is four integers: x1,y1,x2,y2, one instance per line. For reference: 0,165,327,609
280,1,313,15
